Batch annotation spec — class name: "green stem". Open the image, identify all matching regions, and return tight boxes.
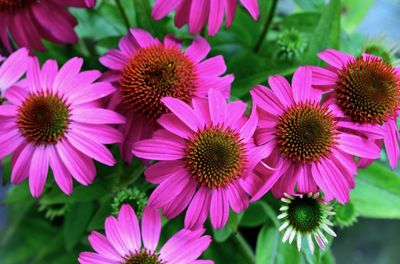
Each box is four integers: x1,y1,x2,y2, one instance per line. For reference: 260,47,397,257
115,0,131,31
232,232,255,264
254,0,279,53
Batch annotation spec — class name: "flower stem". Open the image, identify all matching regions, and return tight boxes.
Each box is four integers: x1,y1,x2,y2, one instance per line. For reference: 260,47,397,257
232,232,255,264
254,0,279,53
115,0,131,31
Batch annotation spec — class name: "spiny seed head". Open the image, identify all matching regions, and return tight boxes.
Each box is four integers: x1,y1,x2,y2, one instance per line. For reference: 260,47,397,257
287,196,323,233
17,92,70,145
276,102,337,163
120,44,196,120
336,56,400,125
124,249,162,264
186,126,246,189
0,0,36,12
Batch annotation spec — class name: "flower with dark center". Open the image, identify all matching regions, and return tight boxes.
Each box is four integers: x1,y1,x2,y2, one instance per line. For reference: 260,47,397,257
186,126,246,189
0,0,94,51
133,89,262,229
100,29,233,163
0,57,124,197
276,102,337,163
336,57,400,125
250,66,381,203
278,193,336,253
120,44,196,120
124,249,162,264
17,92,70,145
79,205,212,264
311,49,400,169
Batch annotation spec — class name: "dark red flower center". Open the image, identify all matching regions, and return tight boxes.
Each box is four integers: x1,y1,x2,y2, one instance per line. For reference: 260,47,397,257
336,56,400,124
0,0,36,12
276,102,337,163
186,126,247,189
124,249,162,264
17,92,70,145
120,44,196,120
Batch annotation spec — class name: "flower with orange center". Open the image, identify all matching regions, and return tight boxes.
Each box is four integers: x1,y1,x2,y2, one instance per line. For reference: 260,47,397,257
250,66,381,204
311,49,400,169
133,89,265,229
100,29,233,163
0,57,124,197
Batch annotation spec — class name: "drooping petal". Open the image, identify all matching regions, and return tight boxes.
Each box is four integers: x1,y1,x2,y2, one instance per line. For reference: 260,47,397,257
141,206,161,253
210,188,230,229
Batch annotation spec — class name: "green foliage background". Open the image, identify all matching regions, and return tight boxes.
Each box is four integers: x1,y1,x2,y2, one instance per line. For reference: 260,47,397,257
0,0,399,263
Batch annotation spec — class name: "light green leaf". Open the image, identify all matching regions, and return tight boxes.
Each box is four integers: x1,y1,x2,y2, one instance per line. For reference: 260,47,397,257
303,0,341,65
256,224,301,264
351,163,400,218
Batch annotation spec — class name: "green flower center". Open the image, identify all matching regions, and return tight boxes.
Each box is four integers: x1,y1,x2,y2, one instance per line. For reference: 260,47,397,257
287,196,323,233
186,127,246,189
336,57,400,124
17,92,70,145
124,250,161,264
120,44,196,120
276,102,337,163
0,0,36,12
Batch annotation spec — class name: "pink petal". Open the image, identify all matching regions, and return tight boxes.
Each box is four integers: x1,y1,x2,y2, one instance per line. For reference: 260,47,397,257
208,89,227,125
0,129,24,159
99,50,128,71
297,164,318,194
337,134,381,159
384,119,399,169
317,49,354,69
292,66,321,103
185,37,210,63
251,85,284,116
240,0,259,19
0,48,29,90
142,206,161,253
29,146,49,197
48,145,73,195
309,66,337,86
161,97,200,131
152,0,182,19
11,143,33,184
210,188,230,229
104,216,130,256
40,59,58,92
71,108,125,124
197,55,227,76
227,181,249,213
185,188,212,230
208,0,225,36
145,160,187,184
239,106,258,142
53,57,83,93
87,231,121,261
118,204,142,252
189,0,210,34
130,28,160,48
163,180,197,219
133,137,185,160
268,74,294,107
78,252,119,264
4,85,28,106
157,113,194,139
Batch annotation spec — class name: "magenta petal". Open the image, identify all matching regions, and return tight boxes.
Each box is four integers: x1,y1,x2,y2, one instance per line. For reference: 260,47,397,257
227,182,249,213
145,160,187,184
251,85,284,116
117,204,142,252
158,113,194,139
208,0,225,36
384,119,399,169
337,134,381,159
4,85,28,106
208,89,227,125
210,188,229,229
0,48,29,89
297,164,318,194
104,216,130,256
148,169,190,208
78,252,119,264
53,57,83,92
240,0,259,19
268,74,294,107
71,108,125,124
133,137,185,160
185,187,212,230
163,180,197,219
29,146,49,197
309,66,337,86
185,37,210,63
142,206,161,253
11,144,33,184
317,49,354,69
239,106,258,142
189,0,210,34
87,231,121,261
0,129,24,159
130,28,160,48
27,57,42,93
152,0,182,19
48,145,73,195
197,55,227,76
161,97,200,131
292,66,321,103
99,50,128,71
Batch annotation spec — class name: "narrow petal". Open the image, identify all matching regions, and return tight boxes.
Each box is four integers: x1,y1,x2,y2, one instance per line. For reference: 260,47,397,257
185,37,210,63
185,188,212,230
71,108,125,124
240,0,259,19
292,66,321,103
210,188,230,229
118,204,142,252
163,180,197,219
161,97,200,131
133,137,185,160
227,182,249,213
337,134,381,159
268,74,294,107
29,146,49,197
208,0,225,36
208,89,226,125
142,206,161,253
48,145,73,195
88,231,121,261
383,119,399,169
145,160,187,184
317,49,354,69
152,0,182,19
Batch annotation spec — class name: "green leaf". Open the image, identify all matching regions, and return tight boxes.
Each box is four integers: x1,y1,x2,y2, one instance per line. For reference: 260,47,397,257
303,0,341,65
63,202,94,250
351,163,400,218
281,12,321,33
256,224,301,264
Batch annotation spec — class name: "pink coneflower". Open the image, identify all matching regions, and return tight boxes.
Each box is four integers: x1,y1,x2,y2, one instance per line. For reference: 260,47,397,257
100,29,233,163
133,89,267,229
0,48,29,97
0,57,124,197
79,204,213,264
0,0,95,51
152,0,259,36
250,66,381,204
310,49,400,169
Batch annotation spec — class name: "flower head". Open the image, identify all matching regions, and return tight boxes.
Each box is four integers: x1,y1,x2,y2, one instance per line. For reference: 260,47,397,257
0,0,95,51
250,66,381,204
151,0,259,36
79,204,213,264
278,193,336,254
311,49,400,168
100,29,233,163
133,89,265,229
0,57,124,197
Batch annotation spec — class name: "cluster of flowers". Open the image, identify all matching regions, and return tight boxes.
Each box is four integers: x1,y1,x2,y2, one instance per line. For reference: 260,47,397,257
0,0,398,263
